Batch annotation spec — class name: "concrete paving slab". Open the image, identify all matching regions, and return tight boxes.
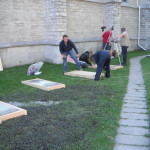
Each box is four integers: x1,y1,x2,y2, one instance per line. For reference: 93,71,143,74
118,126,150,136
121,112,149,120
120,119,149,127
114,144,150,150
123,103,147,109
122,107,148,114
115,134,150,146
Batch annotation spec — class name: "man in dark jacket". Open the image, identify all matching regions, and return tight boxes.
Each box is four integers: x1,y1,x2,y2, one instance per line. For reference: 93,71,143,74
92,50,111,81
79,51,92,66
59,35,81,73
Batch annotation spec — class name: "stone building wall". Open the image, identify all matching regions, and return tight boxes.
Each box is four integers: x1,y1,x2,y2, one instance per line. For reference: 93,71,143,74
0,0,46,43
0,0,149,68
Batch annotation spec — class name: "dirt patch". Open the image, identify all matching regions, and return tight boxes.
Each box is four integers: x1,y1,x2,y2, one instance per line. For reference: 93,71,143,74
0,85,113,102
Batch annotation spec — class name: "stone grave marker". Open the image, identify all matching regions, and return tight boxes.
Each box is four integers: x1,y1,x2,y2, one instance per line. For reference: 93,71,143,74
0,56,3,71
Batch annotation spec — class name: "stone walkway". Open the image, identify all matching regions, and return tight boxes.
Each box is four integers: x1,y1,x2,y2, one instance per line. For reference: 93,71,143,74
114,56,150,150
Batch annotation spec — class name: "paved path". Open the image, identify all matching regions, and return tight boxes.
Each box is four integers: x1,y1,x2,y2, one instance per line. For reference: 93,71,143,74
114,56,150,150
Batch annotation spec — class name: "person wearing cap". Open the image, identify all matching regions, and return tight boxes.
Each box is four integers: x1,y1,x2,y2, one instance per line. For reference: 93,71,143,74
59,35,81,73
102,30,112,51
118,28,129,66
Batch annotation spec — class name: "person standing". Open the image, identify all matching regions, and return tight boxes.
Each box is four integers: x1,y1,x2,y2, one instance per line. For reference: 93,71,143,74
91,50,111,81
118,28,129,66
102,30,112,51
59,35,81,73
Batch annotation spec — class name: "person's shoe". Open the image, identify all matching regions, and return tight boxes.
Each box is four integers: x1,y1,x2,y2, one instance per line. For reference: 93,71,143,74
105,76,110,78
122,64,127,66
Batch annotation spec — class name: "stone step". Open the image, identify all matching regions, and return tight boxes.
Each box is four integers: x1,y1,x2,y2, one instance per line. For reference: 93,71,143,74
122,107,148,114
114,144,150,150
119,119,149,127
121,112,149,120
117,126,150,136
115,134,150,146
123,103,147,109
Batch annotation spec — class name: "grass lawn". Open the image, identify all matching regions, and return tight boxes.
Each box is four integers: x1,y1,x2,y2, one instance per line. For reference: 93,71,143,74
141,56,150,123
0,51,150,150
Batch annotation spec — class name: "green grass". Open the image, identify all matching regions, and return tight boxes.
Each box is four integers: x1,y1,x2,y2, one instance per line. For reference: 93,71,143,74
141,56,150,119
0,51,150,150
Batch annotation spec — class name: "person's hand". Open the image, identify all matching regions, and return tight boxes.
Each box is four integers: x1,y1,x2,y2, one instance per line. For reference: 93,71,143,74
76,54,80,58
62,54,67,60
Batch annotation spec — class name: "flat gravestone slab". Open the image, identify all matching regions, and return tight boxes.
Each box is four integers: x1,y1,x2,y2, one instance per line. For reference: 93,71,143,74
22,78,65,91
64,70,104,79
89,65,123,70
0,101,27,124
0,56,3,71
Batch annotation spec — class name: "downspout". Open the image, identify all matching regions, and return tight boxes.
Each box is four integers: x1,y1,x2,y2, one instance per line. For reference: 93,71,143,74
137,0,147,51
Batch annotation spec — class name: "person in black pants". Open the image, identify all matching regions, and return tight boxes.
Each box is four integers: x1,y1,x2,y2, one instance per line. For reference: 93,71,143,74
118,28,129,66
79,51,93,66
91,50,111,81
122,46,128,66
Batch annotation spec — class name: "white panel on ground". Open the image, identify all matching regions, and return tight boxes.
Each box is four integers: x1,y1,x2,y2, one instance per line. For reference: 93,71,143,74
64,70,104,79
89,65,123,70
0,101,27,124
0,57,3,71
22,78,65,91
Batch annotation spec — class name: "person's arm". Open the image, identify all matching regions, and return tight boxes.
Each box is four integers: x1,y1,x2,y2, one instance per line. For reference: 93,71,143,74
118,32,125,38
70,40,79,54
59,42,63,54
85,54,92,65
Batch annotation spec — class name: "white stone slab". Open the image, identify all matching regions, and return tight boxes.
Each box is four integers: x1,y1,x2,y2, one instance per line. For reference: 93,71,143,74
64,70,104,79
118,126,150,136
114,144,150,150
0,101,27,124
0,56,3,71
22,78,65,91
120,119,149,127
115,134,150,146
89,64,123,70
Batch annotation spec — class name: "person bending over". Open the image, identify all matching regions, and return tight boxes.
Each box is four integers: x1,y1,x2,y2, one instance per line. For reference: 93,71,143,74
59,35,81,73
91,50,111,81
79,51,93,66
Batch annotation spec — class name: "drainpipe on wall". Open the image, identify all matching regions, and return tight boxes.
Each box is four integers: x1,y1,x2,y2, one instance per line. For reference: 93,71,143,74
137,0,147,51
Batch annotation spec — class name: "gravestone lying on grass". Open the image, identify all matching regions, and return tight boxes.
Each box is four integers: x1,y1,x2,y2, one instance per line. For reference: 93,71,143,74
89,65,123,70
0,56,3,71
64,70,104,79
0,101,27,124
22,78,65,91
